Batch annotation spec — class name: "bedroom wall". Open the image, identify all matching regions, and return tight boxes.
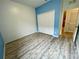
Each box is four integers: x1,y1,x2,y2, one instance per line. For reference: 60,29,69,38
0,1,4,59
0,0,36,43
35,0,61,37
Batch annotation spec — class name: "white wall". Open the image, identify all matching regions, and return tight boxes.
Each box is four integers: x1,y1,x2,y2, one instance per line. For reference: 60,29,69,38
0,0,36,43
63,0,79,10
0,0,2,32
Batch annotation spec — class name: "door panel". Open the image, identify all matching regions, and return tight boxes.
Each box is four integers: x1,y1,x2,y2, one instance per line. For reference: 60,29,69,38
37,10,55,35
64,9,78,33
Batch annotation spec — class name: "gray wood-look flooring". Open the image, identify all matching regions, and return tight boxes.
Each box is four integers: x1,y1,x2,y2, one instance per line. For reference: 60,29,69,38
5,32,79,59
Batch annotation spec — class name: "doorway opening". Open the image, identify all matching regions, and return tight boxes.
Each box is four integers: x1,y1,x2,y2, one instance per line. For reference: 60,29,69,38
61,8,79,39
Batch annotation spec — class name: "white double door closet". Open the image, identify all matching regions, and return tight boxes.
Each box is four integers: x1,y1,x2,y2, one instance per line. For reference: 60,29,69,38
37,10,55,35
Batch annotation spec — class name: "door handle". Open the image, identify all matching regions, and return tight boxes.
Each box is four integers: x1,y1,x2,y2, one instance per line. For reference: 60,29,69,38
75,26,79,28
75,26,78,27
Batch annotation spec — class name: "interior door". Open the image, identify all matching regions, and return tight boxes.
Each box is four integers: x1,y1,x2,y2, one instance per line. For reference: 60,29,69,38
64,8,79,33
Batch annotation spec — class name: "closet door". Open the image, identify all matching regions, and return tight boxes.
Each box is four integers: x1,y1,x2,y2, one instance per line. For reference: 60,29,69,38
37,11,55,35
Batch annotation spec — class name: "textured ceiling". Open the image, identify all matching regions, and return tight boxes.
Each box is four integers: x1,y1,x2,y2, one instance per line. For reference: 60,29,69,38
12,0,50,8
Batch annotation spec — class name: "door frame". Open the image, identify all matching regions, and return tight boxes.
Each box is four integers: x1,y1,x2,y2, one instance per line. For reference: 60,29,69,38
73,8,79,42
60,8,79,36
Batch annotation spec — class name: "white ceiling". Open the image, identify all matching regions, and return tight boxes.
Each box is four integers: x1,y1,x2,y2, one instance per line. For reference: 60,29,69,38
12,0,50,8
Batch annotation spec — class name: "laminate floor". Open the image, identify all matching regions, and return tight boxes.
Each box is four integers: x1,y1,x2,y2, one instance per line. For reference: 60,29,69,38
5,32,79,59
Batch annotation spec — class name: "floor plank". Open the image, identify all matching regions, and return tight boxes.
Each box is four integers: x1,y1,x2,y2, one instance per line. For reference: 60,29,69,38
5,32,79,59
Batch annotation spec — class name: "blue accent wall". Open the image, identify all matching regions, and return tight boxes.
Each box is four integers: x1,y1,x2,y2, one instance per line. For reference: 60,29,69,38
35,0,61,37
0,33,4,59
35,11,39,32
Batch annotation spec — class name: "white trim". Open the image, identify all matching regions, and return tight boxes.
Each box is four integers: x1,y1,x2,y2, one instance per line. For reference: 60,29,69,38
59,0,64,35
73,9,79,42
53,35,59,37
73,27,78,42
